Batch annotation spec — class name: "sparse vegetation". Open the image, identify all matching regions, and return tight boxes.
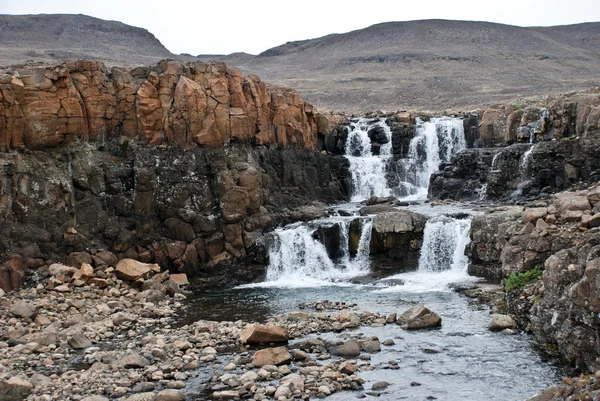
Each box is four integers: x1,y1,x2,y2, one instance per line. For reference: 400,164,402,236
505,266,543,292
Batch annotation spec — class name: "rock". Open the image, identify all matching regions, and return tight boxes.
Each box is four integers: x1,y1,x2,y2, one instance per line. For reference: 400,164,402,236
156,389,184,401
123,394,156,401
2,377,33,399
0,256,24,292
115,259,158,281
330,340,361,357
48,263,78,276
135,289,166,302
223,362,236,371
372,381,390,390
588,186,600,207
523,208,547,223
168,273,189,286
68,333,93,349
397,304,442,330
251,347,292,367
240,324,288,344
339,361,358,374
81,397,110,401
554,192,591,215
67,251,93,267
73,263,94,281
30,374,52,388
291,349,309,361
360,339,381,353
9,301,36,319
116,354,151,369
212,391,239,400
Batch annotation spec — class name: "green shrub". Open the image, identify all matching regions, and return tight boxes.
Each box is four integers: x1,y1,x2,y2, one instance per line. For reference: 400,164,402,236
505,266,543,292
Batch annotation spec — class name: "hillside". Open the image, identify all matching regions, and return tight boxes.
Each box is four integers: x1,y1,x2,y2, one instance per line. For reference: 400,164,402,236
203,20,600,112
0,14,174,68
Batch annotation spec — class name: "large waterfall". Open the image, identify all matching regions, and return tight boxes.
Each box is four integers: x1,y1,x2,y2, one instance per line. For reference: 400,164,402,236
345,118,393,201
399,117,466,199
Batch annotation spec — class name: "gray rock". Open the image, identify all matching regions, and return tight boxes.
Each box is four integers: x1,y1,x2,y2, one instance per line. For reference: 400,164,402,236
116,353,151,369
68,333,93,349
9,301,36,319
372,381,390,390
29,374,52,388
397,304,442,330
488,314,517,331
330,340,361,357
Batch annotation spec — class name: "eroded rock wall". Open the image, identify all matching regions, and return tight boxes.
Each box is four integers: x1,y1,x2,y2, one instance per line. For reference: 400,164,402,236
0,60,349,291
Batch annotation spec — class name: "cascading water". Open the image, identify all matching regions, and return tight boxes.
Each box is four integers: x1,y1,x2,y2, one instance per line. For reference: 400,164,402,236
378,214,476,292
400,117,466,199
258,217,374,286
345,119,393,201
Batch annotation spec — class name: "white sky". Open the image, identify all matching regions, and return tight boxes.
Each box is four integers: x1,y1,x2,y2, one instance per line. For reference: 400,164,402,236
2,0,600,55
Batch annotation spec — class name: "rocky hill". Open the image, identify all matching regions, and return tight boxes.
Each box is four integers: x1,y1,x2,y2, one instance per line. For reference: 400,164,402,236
204,20,600,112
0,14,174,68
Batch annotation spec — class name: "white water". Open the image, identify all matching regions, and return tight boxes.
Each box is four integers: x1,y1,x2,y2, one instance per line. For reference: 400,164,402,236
491,151,503,171
521,145,534,173
377,216,476,292
345,119,392,201
249,217,374,287
400,117,466,200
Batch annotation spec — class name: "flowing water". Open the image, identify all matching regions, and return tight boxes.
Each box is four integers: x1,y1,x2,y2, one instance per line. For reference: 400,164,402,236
182,116,560,400
399,117,467,200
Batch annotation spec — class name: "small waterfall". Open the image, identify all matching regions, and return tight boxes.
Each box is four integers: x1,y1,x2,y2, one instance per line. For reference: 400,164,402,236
400,117,466,199
259,217,373,287
378,215,476,292
491,151,503,171
512,145,536,198
345,118,392,201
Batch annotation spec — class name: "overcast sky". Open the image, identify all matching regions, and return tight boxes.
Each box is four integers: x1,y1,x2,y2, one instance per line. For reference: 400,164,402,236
2,0,600,55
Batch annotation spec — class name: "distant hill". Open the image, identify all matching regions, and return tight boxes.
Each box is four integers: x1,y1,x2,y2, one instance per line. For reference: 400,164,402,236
0,14,174,68
201,20,600,112
1,15,599,112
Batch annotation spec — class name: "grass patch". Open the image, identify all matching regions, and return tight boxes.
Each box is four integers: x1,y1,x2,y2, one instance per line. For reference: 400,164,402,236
505,266,543,292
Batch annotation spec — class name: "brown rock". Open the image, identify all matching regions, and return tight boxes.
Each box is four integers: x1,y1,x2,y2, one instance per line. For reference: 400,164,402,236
157,389,185,401
240,325,288,345
115,259,157,281
0,255,24,292
9,301,37,319
523,207,547,223
221,187,249,223
397,304,442,330
554,192,591,215
488,314,517,331
168,273,189,286
251,347,292,367
330,340,361,357
67,251,93,267
73,263,94,282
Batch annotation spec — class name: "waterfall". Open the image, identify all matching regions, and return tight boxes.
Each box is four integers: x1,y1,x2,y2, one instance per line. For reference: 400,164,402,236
345,118,392,201
400,117,466,199
258,217,373,287
378,215,476,292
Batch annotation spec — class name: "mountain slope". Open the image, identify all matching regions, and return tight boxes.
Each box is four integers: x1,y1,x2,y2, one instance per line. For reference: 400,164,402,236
204,20,600,112
0,14,174,67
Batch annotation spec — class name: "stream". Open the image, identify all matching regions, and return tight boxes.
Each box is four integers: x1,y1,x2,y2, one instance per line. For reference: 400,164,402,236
181,117,562,400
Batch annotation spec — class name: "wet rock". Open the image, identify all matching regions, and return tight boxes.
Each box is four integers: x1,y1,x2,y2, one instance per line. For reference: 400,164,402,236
240,324,288,344
372,381,390,390
488,314,517,331
330,340,361,357
212,391,239,400
397,304,441,330
251,347,292,367
360,339,381,353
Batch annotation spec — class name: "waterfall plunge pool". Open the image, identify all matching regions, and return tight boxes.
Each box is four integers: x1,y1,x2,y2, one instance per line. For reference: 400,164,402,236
179,202,562,401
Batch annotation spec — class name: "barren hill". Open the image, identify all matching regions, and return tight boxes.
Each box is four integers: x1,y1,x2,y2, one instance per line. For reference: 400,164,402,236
205,20,600,112
0,14,174,68
1,14,599,112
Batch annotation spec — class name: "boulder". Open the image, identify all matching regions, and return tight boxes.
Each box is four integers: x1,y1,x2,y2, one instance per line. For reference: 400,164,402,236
554,192,591,215
168,273,189,286
0,256,24,292
251,347,292,367
115,259,158,281
330,339,361,357
9,301,37,319
68,333,93,349
48,263,79,276
523,207,547,223
115,354,151,369
240,324,288,344
156,389,185,401
1,377,33,399
488,314,517,331
397,304,441,330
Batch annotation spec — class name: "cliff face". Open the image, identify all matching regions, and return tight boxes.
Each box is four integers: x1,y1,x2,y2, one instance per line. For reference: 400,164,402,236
0,59,328,151
0,60,349,291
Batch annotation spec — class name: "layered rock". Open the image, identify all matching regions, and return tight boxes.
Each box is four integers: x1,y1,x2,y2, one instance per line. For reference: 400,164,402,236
0,60,331,151
0,60,349,292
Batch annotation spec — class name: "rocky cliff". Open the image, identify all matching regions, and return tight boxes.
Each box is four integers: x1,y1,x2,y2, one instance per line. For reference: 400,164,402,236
429,90,600,201
0,60,349,291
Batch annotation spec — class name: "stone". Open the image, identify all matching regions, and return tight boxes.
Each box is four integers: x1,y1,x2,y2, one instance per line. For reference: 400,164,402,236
0,256,24,292
135,289,166,302
3,377,33,399
554,192,591,215
30,374,52,388
67,251,93,267
123,394,157,401
115,259,158,281
330,340,361,357
73,263,94,281
156,389,184,401
68,333,93,349
588,186,600,207
372,381,390,390
397,304,442,330
339,361,358,374
240,324,288,344
488,314,517,331
360,339,381,353
48,263,79,276
251,347,292,367
9,301,37,319
116,354,151,369
168,273,189,286
81,397,110,401
212,391,239,400
523,207,547,223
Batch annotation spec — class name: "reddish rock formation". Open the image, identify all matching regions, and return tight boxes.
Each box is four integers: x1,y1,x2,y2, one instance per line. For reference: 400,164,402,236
0,60,327,151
